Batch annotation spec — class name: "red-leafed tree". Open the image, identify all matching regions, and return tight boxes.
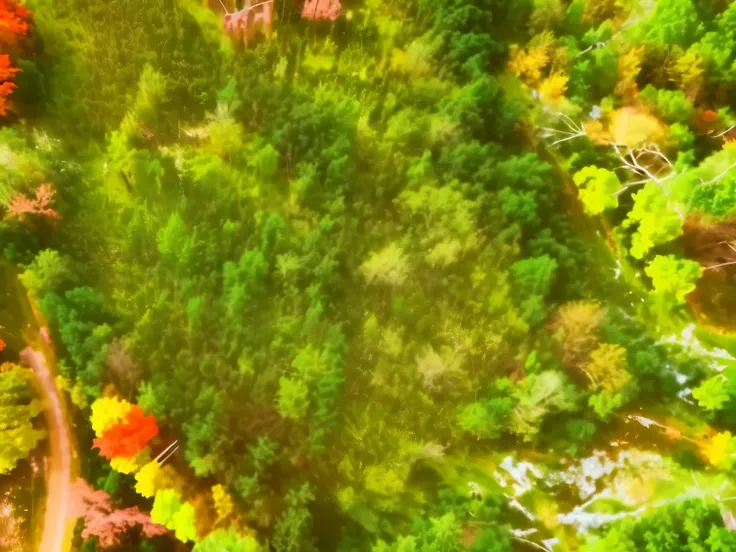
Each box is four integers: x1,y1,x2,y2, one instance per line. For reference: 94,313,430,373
8,183,61,219
93,405,159,459
301,0,341,20
68,479,167,548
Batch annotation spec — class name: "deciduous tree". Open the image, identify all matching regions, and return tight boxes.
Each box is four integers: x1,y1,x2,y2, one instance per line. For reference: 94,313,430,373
0,363,44,474
68,479,166,548
550,301,605,368
692,374,729,411
151,489,198,543
194,527,264,552
93,405,159,459
645,255,703,304
583,343,630,392
8,183,61,220
301,0,341,21
573,166,620,215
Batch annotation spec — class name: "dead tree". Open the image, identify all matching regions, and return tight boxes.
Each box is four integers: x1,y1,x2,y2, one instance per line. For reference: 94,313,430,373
538,111,587,146
611,143,677,196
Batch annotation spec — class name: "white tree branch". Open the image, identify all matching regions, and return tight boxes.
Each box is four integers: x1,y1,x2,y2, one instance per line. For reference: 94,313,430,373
714,124,736,138
701,161,736,187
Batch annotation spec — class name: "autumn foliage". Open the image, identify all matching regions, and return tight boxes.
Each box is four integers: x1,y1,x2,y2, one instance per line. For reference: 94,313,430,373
0,0,29,46
8,183,61,219
0,0,31,117
69,478,167,548
0,338,5,353
93,405,159,459
0,54,19,117
302,0,341,20
0,54,20,81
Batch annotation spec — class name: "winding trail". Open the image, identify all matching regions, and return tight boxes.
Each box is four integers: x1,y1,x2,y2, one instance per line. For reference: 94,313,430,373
2,259,77,552
20,346,74,552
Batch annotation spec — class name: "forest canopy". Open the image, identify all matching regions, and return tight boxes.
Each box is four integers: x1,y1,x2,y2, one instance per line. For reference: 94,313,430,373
4,0,736,551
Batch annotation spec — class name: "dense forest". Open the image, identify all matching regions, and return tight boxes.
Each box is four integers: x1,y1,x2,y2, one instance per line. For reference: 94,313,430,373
6,0,736,550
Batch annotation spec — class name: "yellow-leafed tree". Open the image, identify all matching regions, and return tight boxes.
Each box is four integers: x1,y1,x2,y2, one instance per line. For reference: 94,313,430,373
704,431,736,469
550,301,606,368
135,460,161,498
583,343,631,392
610,108,666,148
538,72,568,103
212,484,234,524
111,455,141,474
90,396,132,437
509,44,549,84
615,46,644,100
670,46,704,101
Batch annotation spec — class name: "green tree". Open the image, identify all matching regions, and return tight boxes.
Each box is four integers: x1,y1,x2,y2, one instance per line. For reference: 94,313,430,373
157,212,193,271
511,255,558,325
39,287,112,398
272,484,317,552
638,0,703,48
0,364,45,474
20,249,76,297
277,377,310,420
645,255,703,304
572,166,621,215
194,528,264,552
588,390,625,419
626,185,683,259
361,244,410,287
639,86,694,124
457,397,513,440
511,371,579,441
151,489,183,527
151,489,198,543
583,498,736,551
692,374,730,411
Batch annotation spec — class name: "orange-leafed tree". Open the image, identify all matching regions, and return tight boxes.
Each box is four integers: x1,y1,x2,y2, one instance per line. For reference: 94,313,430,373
93,405,159,459
0,0,32,117
0,0,29,47
0,54,20,81
0,55,19,116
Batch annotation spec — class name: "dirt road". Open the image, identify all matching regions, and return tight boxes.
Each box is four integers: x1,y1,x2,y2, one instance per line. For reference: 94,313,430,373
21,346,75,552
2,261,77,552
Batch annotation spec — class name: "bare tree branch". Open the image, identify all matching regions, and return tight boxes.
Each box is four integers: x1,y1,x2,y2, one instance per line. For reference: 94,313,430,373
539,112,587,146
701,161,736,187
611,143,677,195
705,261,736,271
713,124,736,138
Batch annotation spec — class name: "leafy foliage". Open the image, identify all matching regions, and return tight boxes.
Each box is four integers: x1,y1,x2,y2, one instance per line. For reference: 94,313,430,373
645,255,703,305
93,405,159,459
6,0,736,550
69,478,166,548
573,166,620,215
0,363,44,474
584,498,736,551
